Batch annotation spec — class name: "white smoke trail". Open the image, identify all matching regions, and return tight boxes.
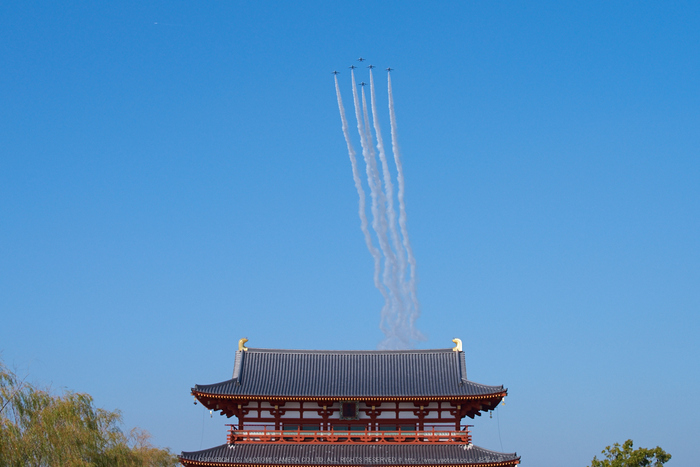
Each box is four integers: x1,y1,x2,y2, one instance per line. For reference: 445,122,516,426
335,68,423,349
334,76,381,304
369,70,411,349
350,70,389,327
360,82,401,343
388,72,424,342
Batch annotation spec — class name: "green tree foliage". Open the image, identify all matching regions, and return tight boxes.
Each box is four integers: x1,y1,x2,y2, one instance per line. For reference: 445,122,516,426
0,360,178,466
590,439,671,467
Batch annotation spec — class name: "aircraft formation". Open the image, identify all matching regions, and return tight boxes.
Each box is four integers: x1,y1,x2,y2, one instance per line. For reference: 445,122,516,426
332,57,394,78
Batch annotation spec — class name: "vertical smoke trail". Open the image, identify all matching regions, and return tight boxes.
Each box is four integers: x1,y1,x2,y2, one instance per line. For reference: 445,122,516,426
369,69,411,348
350,70,390,330
334,76,381,305
388,72,423,341
360,83,401,345
335,67,424,349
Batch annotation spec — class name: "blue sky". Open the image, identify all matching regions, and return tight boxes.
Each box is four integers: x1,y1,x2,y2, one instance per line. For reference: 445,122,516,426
1,2,698,465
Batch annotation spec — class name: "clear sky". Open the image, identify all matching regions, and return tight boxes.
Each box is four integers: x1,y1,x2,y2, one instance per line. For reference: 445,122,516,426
1,2,698,466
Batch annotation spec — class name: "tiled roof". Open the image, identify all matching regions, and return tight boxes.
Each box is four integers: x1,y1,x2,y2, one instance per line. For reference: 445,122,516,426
193,348,505,398
179,443,520,466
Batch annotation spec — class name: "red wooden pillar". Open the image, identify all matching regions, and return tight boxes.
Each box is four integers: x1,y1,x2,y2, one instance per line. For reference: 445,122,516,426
317,402,329,430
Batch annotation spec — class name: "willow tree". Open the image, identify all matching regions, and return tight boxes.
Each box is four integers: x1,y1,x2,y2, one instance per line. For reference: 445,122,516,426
0,360,178,466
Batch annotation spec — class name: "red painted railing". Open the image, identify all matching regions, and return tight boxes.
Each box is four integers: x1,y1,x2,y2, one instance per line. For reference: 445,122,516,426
226,424,472,445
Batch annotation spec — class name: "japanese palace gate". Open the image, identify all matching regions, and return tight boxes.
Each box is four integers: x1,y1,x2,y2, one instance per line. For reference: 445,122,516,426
179,339,520,467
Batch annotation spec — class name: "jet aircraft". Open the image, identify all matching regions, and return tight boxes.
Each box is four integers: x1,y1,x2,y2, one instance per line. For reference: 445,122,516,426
386,67,394,72
359,82,367,86
357,57,366,62
349,65,357,70
332,70,340,75
367,65,375,69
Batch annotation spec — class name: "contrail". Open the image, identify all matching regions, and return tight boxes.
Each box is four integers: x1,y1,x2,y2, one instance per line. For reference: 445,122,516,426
334,76,380,304
388,72,424,342
335,67,424,349
361,82,401,343
369,69,411,349
350,70,389,327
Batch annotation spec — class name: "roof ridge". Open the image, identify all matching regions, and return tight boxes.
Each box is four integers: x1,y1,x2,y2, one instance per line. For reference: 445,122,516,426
245,347,455,354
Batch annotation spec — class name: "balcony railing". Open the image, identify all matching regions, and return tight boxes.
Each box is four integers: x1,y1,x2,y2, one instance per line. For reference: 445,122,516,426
226,424,472,445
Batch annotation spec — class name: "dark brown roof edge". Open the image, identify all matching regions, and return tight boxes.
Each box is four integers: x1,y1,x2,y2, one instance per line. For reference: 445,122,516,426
191,389,508,402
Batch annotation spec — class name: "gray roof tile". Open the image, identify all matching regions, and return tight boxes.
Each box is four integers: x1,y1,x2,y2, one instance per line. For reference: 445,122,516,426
180,443,520,466
193,348,505,398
